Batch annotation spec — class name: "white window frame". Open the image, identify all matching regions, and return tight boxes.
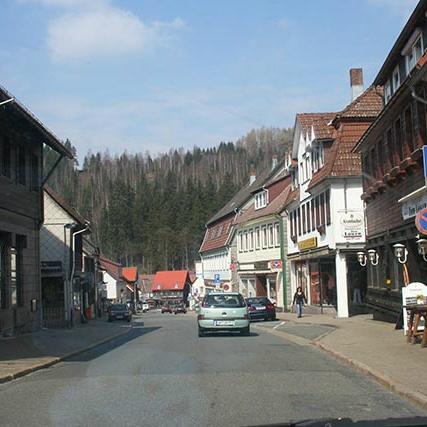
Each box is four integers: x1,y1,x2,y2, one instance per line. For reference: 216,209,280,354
268,224,274,248
384,79,392,104
392,65,400,93
249,228,254,251
405,33,423,74
274,222,280,247
255,190,268,210
255,227,260,250
261,225,267,249
244,231,248,252
238,232,242,252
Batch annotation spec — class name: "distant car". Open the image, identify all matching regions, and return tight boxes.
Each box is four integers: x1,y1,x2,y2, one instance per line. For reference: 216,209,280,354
108,304,132,322
161,304,172,314
197,292,250,337
141,302,149,313
246,297,276,321
173,303,187,314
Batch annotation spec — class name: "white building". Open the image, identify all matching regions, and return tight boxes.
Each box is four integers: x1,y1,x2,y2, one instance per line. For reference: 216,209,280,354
99,256,124,302
285,70,383,317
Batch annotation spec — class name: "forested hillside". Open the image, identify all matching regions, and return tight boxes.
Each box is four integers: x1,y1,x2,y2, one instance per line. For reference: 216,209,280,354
44,127,292,273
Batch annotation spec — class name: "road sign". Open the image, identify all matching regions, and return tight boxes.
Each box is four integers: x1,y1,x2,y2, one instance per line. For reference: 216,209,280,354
214,274,220,288
415,207,427,235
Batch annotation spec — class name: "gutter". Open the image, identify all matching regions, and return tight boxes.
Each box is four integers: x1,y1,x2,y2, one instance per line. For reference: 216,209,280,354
274,213,288,310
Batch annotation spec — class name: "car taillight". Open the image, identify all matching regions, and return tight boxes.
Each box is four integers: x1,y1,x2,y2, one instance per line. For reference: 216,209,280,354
266,304,274,311
197,314,205,320
248,306,256,312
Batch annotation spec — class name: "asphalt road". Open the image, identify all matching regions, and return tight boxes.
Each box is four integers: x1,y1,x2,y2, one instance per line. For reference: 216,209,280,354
0,312,426,427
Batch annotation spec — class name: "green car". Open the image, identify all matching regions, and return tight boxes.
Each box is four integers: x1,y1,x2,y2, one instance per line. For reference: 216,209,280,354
197,292,250,337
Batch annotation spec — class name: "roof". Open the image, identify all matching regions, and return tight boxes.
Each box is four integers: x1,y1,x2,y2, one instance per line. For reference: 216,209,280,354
335,86,383,120
100,256,122,281
206,165,277,225
200,215,234,253
234,185,291,225
307,87,383,191
0,85,74,159
44,185,88,227
374,0,427,85
122,267,138,283
250,160,288,192
151,270,192,291
296,112,336,140
138,274,155,293
283,187,300,208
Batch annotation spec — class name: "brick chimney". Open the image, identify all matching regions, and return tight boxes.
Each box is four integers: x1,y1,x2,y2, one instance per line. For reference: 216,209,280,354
350,68,364,101
249,166,256,185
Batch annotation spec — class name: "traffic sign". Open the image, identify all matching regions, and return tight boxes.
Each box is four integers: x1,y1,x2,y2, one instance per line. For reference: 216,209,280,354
415,207,427,235
214,273,220,289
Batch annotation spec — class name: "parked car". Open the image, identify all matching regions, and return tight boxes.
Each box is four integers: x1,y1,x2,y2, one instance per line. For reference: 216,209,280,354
246,297,276,321
173,303,187,314
141,301,149,313
161,304,173,314
108,304,132,322
197,292,250,337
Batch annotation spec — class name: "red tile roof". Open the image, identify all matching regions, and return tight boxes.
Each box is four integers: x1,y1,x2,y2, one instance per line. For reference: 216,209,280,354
100,256,122,281
334,86,383,120
296,112,336,140
122,267,138,283
199,215,234,253
152,270,192,291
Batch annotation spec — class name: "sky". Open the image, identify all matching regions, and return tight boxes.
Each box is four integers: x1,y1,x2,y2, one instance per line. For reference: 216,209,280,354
0,0,419,161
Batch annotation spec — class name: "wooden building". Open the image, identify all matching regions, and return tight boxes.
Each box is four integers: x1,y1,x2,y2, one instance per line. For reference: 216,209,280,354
0,85,73,335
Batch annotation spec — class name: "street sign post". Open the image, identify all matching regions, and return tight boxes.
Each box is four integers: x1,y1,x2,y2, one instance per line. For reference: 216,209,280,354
214,273,220,289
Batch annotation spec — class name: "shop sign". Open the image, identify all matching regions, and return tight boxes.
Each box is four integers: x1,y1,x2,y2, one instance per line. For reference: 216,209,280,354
340,212,364,240
269,260,282,272
298,237,317,251
239,263,254,271
41,261,62,274
254,261,269,270
401,193,427,220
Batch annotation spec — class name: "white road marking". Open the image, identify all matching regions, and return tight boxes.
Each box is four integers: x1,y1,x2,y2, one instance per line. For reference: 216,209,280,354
273,321,285,330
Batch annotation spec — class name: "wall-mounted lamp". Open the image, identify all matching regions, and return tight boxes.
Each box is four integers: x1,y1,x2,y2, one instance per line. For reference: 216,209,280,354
416,239,427,262
357,251,367,267
393,243,408,264
368,249,379,266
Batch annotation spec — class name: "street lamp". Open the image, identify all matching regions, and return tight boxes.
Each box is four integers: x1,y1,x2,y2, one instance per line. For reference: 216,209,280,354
416,239,427,262
367,249,379,266
393,243,408,264
357,251,367,267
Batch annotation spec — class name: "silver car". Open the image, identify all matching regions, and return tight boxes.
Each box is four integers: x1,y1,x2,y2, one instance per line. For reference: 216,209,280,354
197,292,250,337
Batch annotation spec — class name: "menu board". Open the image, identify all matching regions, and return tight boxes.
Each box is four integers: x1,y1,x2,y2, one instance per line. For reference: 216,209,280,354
402,282,427,335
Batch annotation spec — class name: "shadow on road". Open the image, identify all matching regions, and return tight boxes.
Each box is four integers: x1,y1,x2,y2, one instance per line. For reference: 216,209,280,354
200,331,259,338
64,326,161,363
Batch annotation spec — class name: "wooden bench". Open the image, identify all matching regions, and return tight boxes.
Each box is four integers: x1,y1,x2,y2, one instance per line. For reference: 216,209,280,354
404,304,427,347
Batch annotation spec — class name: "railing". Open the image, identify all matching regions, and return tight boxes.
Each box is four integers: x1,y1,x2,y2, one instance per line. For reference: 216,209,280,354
42,306,67,328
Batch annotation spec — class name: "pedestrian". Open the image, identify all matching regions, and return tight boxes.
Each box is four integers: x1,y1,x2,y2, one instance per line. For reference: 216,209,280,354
292,286,307,318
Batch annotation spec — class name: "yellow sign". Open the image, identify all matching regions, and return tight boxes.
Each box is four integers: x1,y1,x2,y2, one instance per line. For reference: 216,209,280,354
298,237,317,251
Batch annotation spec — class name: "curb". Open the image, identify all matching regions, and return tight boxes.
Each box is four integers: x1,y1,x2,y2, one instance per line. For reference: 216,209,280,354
0,327,132,385
314,341,427,411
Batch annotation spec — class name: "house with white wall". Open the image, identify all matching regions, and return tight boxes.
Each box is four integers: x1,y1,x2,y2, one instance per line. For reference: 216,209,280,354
99,256,124,302
284,69,383,317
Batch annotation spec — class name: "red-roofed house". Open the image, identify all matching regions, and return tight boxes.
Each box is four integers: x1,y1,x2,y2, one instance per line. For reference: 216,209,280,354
122,267,138,302
285,69,382,318
151,270,192,305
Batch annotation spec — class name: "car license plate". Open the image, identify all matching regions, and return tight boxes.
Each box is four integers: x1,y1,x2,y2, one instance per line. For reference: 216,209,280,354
116,315,123,319
256,306,266,310
215,320,235,326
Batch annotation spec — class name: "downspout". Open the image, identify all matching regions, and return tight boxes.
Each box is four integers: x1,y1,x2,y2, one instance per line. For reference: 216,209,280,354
274,213,288,311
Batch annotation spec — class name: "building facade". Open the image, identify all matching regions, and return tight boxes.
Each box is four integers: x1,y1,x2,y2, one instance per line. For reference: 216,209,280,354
99,256,124,302
0,85,73,335
354,1,427,322
285,73,382,317
151,270,192,305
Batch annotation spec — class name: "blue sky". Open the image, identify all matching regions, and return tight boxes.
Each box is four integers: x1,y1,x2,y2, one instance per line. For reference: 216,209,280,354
0,0,418,161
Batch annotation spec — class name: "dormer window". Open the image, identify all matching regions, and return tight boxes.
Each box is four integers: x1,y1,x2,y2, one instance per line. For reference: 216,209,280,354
392,66,400,92
403,29,423,74
255,190,268,210
384,80,392,104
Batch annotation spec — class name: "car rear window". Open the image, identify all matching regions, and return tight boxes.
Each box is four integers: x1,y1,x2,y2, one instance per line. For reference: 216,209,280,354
203,294,246,308
247,298,269,305
111,304,127,310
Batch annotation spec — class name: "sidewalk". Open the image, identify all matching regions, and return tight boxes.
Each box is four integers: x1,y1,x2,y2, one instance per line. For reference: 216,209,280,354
0,318,133,384
267,312,427,410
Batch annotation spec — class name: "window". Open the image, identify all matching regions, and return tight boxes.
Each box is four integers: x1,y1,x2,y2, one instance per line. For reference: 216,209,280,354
255,227,260,250
305,156,310,180
0,233,10,310
262,226,267,249
268,224,274,248
311,200,316,231
302,204,306,234
406,34,423,73
10,248,17,306
392,66,400,93
404,106,414,155
16,146,26,185
274,223,280,247
325,190,331,225
244,231,248,252
239,232,243,252
249,229,254,251
297,208,302,236
315,196,320,229
290,211,294,237
384,80,392,104
394,118,403,163
306,201,311,232
2,139,11,178
319,193,325,226
417,94,427,147
319,144,324,167
255,190,268,209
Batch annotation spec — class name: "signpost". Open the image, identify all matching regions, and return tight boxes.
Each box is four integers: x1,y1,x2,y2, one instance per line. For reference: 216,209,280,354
214,273,220,289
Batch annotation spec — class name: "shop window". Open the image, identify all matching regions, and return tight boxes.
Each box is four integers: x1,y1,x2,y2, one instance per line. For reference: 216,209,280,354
404,106,414,154
2,138,11,178
10,248,17,306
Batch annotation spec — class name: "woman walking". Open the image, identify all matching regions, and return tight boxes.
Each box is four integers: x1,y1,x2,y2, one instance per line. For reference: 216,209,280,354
293,287,307,318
